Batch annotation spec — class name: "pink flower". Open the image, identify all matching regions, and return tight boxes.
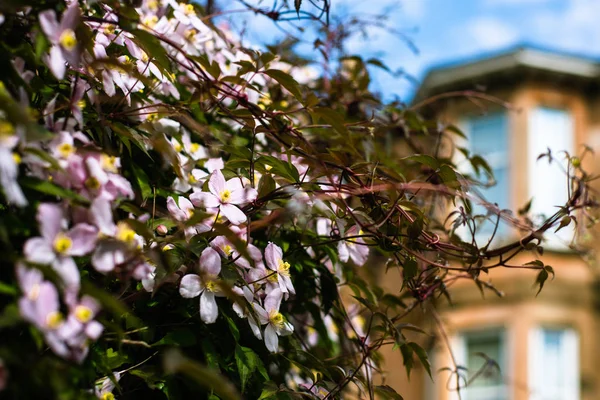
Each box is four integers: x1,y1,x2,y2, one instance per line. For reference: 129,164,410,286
189,169,257,225
337,226,369,266
254,288,294,353
23,203,97,289
39,4,81,79
264,242,295,296
179,247,224,324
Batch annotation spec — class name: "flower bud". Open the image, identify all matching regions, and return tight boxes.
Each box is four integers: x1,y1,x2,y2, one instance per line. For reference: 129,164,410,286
156,224,168,235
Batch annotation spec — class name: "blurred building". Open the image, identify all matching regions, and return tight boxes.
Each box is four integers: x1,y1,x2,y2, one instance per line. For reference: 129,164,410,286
382,46,600,400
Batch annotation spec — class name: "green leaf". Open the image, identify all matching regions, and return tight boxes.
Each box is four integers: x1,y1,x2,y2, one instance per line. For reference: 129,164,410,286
153,329,197,347
403,257,418,280
555,216,571,233
310,107,348,136
20,177,89,205
257,173,276,199
409,342,432,379
235,345,264,392
401,154,439,170
535,269,549,296
375,385,404,400
130,29,170,70
130,162,153,200
163,349,240,400
257,381,279,400
264,69,303,101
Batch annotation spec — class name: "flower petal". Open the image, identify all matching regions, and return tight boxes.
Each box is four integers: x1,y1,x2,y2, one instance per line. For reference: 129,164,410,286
208,169,226,198
47,45,66,79
189,191,220,208
91,197,116,236
264,324,279,353
179,274,203,298
52,257,80,290
66,223,97,256
199,247,221,276
200,291,218,324
167,196,188,221
24,237,56,265
220,203,246,225
37,203,65,241
265,242,282,271
264,288,282,313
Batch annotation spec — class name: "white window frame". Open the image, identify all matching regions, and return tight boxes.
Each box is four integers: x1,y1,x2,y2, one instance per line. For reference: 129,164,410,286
528,326,579,400
451,328,509,400
527,107,575,250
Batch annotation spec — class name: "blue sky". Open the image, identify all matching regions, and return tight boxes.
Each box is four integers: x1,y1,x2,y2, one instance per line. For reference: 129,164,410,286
221,0,600,101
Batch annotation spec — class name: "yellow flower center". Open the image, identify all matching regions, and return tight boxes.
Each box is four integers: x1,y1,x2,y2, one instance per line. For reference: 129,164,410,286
187,208,194,219
205,279,217,292
141,51,149,63
76,99,86,109
162,244,174,251
101,393,115,400
277,259,290,276
264,164,273,171
222,244,233,256
188,173,197,184
173,142,182,152
57,142,75,158
116,222,136,244
53,234,73,254
220,189,231,203
12,152,21,164
46,311,64,329
146,0,159,11
74,305,93,323
142,15,159,28
85,176,101,190
103,25,116,35
267,273,279,284
59,29,77,51
101,154,118,173
182,3,195,15
184,29,197,41
270,311,284,328
0,121,15,137
189,142,201,154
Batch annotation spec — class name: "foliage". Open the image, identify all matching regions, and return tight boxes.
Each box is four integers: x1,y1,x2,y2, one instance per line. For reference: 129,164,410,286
0,0,595,399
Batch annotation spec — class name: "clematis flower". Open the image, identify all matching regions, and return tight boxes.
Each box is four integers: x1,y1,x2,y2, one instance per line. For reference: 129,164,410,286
189,169,257,225
93,372,121,400
264,242,295,296
179,247,224,324
337,225,369,266
23,203,97,289
232,285,262,339
254,288,294,353
0,119,27,207
39,3,81,79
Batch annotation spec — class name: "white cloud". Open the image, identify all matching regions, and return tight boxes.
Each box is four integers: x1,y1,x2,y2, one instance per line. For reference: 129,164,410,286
466,17,519,50
530,0,600,55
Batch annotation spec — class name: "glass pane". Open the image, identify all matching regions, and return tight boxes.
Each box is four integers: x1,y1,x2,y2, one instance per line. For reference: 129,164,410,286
466,334,503,387
540,329,566,397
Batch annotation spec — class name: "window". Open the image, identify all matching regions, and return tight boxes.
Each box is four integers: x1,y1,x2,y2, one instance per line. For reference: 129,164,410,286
528,327,579,400
462,113,510,241
527,107,575,248
453,329,508,400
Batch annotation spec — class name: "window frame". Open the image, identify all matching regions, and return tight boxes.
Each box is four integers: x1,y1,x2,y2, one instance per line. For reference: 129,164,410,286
452,327,509,400
528,326,580,400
